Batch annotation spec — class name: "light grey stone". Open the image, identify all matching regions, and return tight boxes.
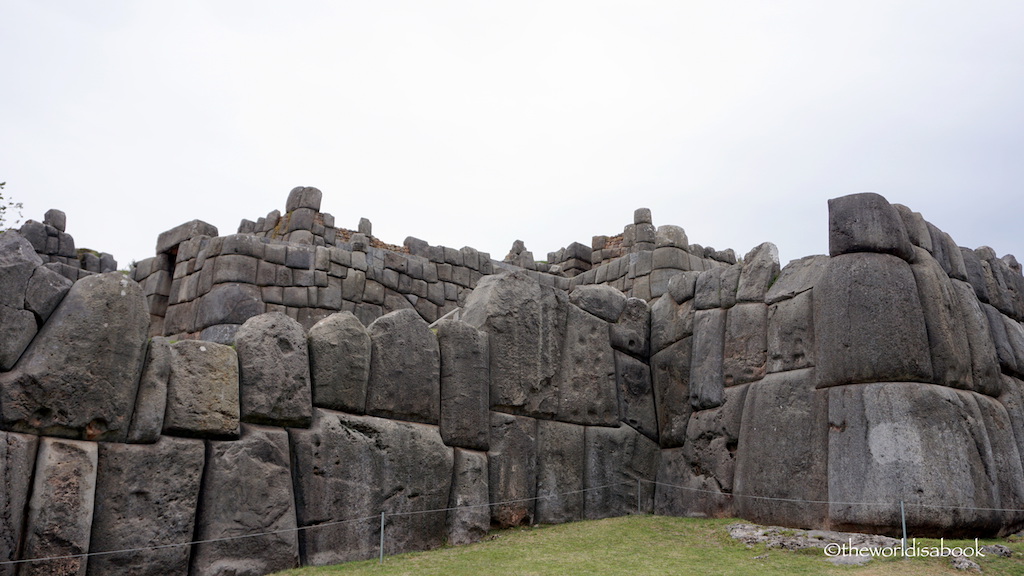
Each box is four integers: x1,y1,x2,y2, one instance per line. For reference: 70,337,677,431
650,295,694,355
610,297,650,358
235,313,313,427
893,203,932,251
156,220,218,255
828,192,913,261
667,270,700,304
723,302,767,386
555,306,618,426
0,273,149,441
308,311,370,413
87,437,205,576
0,305,36,370
163,340,240,439
766,289,814,373
984,304,1018,375
655,225,688,249
285,186,322,212
736,242,780,302
654,447,732,518
24,264,72,323
127,337,171,443
0,431,37,576
569,284,626,322
438,319,490,450
0,231,43,309
365,309,441,424
683,383,748,495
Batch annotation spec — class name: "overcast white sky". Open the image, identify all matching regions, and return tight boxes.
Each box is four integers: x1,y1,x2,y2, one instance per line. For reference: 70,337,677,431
3,1,1023,269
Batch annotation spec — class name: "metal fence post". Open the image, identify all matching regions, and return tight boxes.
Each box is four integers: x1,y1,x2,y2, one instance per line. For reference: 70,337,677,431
380,511,386,564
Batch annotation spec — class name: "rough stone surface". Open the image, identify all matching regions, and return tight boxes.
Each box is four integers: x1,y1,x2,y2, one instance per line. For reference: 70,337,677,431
974,395,1024,533
0,231,44,310
290,410,453,565
488,412,537,527
285,186,323,212
654,447,732,518
614,351,657,441
235,312,313,427
0,272,149,441
584,425,660,519
766,289,814,373
446,449,490,546
127,337,171,443
764,255,828,304
569,284,626,322
536,419,585,524
462,272,567,418
88,437,205,576
650,295,693,354
723,303,767,386
828,383,1002,537
610,297,650,358
365,308,441,424
156,219,218,255
555,306,618,426
0,432,37,576
736,242,780,303
734,369,828,529
984,304,1018,375
951,280,1002,397
651,337,693,448
163,340,240,439
192,425,300,576
0,305,37,370
689,308,726,410
25,264,73,323
828,192,913,261
911,247,973,389
195,283,265,331
814,253,932,388
437,319,490,450
308,311,371,413
21,438,97,576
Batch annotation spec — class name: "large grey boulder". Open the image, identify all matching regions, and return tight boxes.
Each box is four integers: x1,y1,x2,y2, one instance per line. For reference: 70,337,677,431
127,337,171,443
156,219,218,255
446,449,490,546
87,437,205,576
286,186,323,212
689,309,726,410
614,352,657,441
461,272,568,418
649,295,693,355
814,253,932,388
736,242,780,302
308,312,371,413
911,247,973,389
0,272,149,441
723,303,767,386
25,264,73,323
569,284,626,322
766,289,814,373
236,313,313,427
0,231,43,309
437,319,490,450
365,309,441,424
192,425,300,576
195,283,265,333
654,447,731,518
610,297,650,358
984,304,1018,375
583,425,660,519
488,412,538,528
951,280,1002,397
828,383,1001,537
683,384,748,494
651,337,693,448
536,420,585,524
290,410,453,565
827,192,913,261
554,306,618,426
162,340,240,439
0,305,36,370
0,432,38,576
734,369,828,529
20,438,97,576
765,255,828,304
975,395,1024,534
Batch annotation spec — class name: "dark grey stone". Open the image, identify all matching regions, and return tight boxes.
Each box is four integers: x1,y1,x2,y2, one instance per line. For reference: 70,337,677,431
610,297,650,357
24,264,72,323
447,449,490,546
927,224,969,281
1004,315,1024,379
667,270,700,304
20,438,97,576
43,209,66,232
163,340,240,440
984,303,1018,375
461,272,568,418
682,383,747,495
690,309,725,410
583,425,660,519
285,186,323,212
127,337,170,443
614,352,657,441
488,412,537,528
156,220,218,255
814,253,932,388
0,231,42,309
536,420,585,524
767,289,814,373
569,284,626,322
437,319,490,450
655,447,732,518
308,312,370,413
365,309,441,424
195,282,265,330
88,437,205,576
893,203,932,251
975,395,1024,533
0,431,37,576
911,247,973,389
0,305,36,370
235,313,313,427
723,303,767,386
0,273,149,441
734,369,827,529
651,337,693,448
290,410,453,565
736,242,780,302
961,247,991,303
192,425,299,576
765,255,828,304
693,266,725,310
554,305,618,426
828,192,913,261
198,324,240,345
18,221,47,252
951,280,1002,397
650,295,694,355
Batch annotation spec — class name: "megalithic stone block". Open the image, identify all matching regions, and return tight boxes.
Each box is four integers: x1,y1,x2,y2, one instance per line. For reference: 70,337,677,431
437,319,490,450
365,309,441,425
828,192,913,261
0,431,38,576
308,311,371,413
236,312,313,427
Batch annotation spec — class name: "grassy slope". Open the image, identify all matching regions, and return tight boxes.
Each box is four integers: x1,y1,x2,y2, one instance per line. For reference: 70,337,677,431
270,515,1024,576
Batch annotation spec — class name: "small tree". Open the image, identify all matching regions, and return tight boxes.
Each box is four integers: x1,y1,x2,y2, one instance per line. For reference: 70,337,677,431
0,182,23,229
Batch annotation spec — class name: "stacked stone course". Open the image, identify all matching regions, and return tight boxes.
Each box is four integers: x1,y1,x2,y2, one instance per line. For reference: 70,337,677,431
4,189,1024,575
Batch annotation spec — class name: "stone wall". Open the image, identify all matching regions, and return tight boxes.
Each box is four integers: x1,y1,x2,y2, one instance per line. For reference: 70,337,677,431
3,190,1024,575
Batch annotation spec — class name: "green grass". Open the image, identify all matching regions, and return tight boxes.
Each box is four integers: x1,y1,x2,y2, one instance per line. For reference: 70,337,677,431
269,515,1024,576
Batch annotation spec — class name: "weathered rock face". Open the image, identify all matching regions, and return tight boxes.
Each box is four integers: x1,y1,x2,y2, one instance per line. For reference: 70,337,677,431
583,425,660,519
536,419,585,524
308,312,371,414
235,312,313,427
163,340,240,439
192,425,300,576
689,308,726,410
613,352,657,441
289,410,453,566
488,411,538,527
446,449,490,546
555,306,618,426
462,272,567,418
365,309,441,424
828,192,914,261
651,337,693,448
127,337,171,443
21,438,97,576
0,432,38,576
569,284,626,322
437,319,490,450
88,437,205,576
0,272,149,441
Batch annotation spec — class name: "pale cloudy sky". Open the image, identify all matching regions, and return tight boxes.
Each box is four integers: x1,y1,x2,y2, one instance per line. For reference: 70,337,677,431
3,1,1023,269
